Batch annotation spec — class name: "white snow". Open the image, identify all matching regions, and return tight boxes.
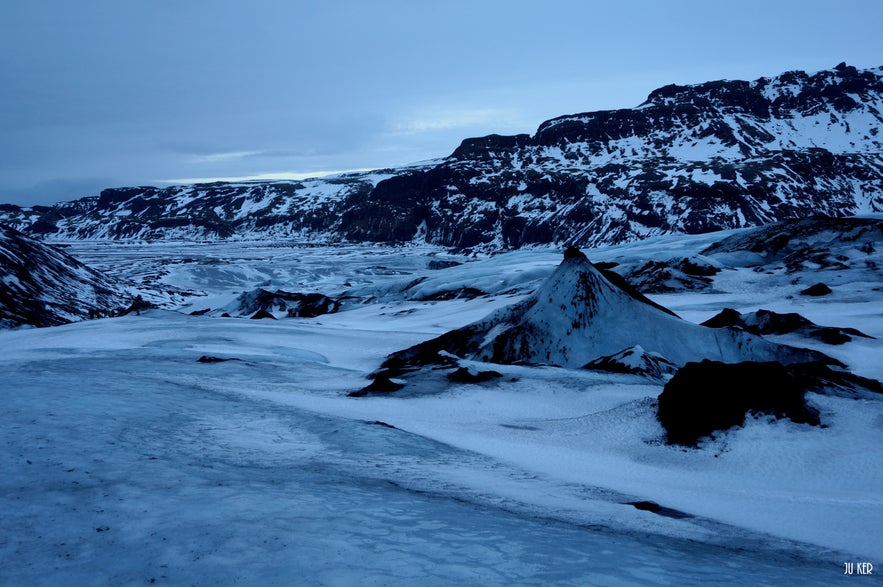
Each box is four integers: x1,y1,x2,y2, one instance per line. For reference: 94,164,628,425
1,230,881,584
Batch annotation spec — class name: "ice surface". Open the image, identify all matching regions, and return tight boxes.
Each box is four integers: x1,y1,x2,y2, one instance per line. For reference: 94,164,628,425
2,230,881,584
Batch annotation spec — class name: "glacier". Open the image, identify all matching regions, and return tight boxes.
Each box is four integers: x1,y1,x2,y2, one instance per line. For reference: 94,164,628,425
2,221,881,584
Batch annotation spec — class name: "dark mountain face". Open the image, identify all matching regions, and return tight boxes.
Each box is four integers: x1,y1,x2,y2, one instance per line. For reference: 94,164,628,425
3,64,882,249
352,64,882,249
0,225,137,327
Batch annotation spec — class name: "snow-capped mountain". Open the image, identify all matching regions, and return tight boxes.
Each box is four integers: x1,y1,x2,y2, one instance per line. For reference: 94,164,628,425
2,63,882,248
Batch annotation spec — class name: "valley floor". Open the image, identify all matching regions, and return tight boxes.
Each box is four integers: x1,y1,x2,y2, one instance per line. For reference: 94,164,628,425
2,235,882,585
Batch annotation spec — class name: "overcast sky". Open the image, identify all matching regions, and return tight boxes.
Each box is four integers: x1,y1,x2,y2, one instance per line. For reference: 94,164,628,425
1,1,881,206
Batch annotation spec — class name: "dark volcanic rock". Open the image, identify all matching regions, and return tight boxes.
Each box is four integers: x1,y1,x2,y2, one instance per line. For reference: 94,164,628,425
426,259,463,270
348,375,406,397
583,345,679,381
447,367,503,383
620,257,721,293
249,309,277,320
701,308,873,345
658,360,882,446
791,361,883,397
801,282,833,296
235,289,340,318
657,360,822,446
701,308,744,329
626,501,692,519
812,329,854,345
703,217,883,273
365,420,398,429
122,295,156,316
415,287,487,301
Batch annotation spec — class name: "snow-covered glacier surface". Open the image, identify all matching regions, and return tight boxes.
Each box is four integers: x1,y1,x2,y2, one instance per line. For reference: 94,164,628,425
2,232,882,585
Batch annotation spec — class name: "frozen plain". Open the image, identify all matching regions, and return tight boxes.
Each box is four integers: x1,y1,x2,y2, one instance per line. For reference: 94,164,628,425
1,231,882,585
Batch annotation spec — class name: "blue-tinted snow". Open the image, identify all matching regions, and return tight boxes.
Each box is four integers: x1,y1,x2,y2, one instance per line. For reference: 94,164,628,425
0,321,857,586
2,229,882,584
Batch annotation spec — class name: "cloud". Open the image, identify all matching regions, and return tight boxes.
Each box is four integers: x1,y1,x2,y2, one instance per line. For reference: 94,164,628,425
155,168,379,185
0,177,117,207
393,107,521,135
187,150,268,164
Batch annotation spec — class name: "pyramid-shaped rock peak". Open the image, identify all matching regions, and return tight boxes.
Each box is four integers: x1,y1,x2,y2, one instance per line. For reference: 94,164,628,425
373,249,834,383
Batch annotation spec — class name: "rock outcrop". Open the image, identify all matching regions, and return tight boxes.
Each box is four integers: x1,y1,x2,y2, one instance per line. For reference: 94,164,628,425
356,248,834,394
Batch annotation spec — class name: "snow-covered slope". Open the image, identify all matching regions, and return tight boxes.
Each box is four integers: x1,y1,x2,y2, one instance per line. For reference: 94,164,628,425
3,64,882,248
0,225,145,327
0,171,401,241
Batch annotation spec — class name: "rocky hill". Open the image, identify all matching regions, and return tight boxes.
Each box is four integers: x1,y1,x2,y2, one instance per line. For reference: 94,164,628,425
0,225,142,327
354,247,836,395
2,63,881,249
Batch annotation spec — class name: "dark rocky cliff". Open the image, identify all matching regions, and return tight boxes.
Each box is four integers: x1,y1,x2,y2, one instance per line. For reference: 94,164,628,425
3,63,881,249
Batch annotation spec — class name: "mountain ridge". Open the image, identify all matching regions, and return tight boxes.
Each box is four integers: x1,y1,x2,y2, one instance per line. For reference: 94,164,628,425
2,63,882,249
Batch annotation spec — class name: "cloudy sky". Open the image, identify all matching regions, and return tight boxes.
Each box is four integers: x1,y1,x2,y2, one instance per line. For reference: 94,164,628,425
2,0,881,206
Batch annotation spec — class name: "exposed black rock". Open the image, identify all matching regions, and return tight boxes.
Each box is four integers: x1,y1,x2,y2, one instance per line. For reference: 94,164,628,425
658,360,882,446
701,308,743,329
365,420,398,429
790,362,883,397
249,309,277,320
122,295,156,316
348,375,406,397
427,259,462,270
703,217,883,274
235,288,340,318
626,501,693,519
813,329,854,345
583,345,679,381
801,282,833,296
189,308,211,316
619,257,721,293
563,245,586,260
447,367,503,383
592,261,619,271
415,287,487,301
658,360,822,446
701,308,873,345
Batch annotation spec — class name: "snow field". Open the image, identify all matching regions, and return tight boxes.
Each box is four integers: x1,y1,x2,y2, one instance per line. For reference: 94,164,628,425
2,231,882,584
